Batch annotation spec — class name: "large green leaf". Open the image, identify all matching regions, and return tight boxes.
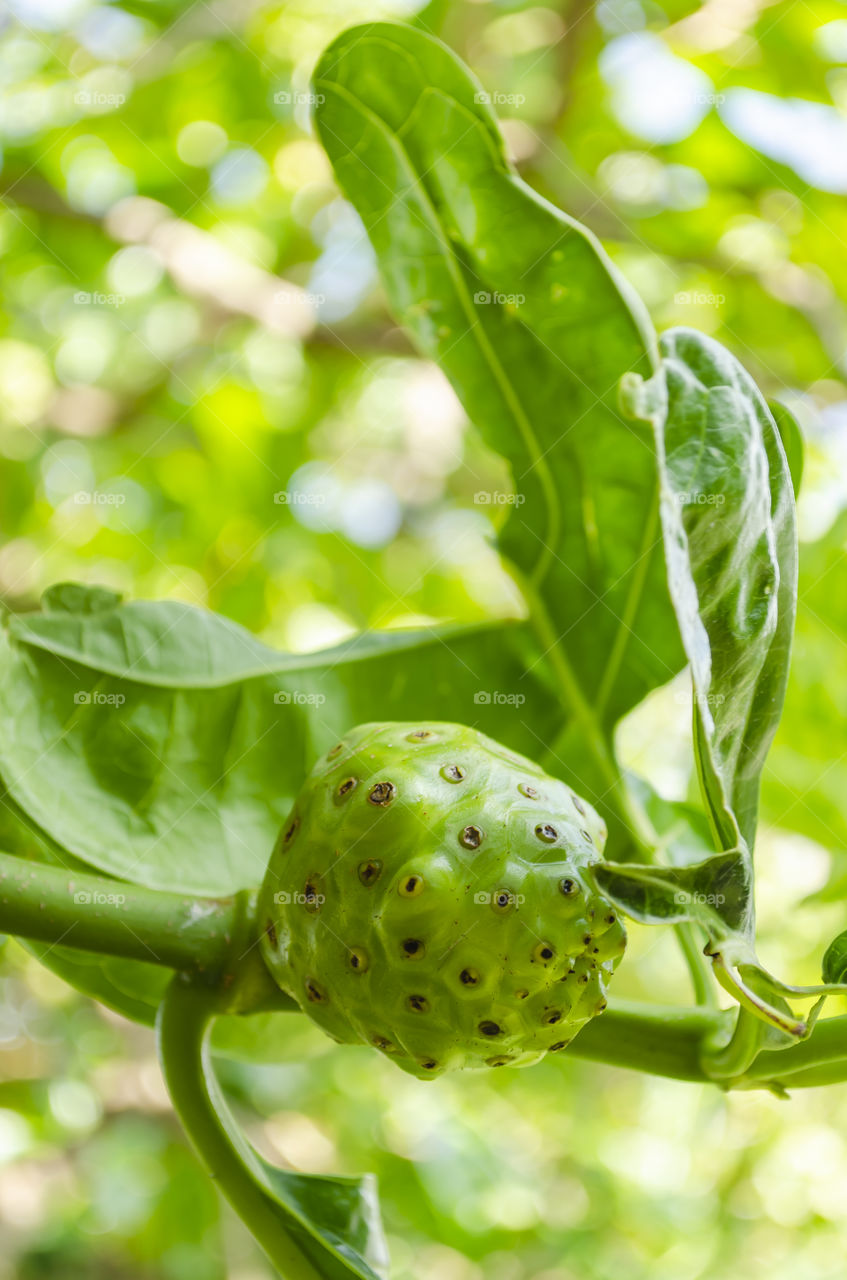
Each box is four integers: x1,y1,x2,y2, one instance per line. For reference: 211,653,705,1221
620,327,797,855
313,22,686,734
0,588,564,896
597,331,811,1034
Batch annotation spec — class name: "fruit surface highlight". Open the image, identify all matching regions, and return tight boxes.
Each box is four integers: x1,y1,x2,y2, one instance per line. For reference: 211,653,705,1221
259,722,626,1078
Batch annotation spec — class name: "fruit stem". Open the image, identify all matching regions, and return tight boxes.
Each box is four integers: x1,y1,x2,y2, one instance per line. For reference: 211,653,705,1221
157,974,325,1280
0,849,295,1012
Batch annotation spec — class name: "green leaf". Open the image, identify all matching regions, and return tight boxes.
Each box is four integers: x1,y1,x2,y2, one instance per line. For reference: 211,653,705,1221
768,399,804,498
313,22,686,735
603,330,803,1037
823,931,847,984
0,591,565,896
621,327,798,854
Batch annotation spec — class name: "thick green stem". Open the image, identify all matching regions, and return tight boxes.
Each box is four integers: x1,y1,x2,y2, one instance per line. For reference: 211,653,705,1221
568,1001,726,1082
0,850,240,970
157,974,324,1280
0,850,294,1012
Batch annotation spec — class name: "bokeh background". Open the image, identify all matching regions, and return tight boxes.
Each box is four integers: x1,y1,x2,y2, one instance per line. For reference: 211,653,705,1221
2,0,847,1277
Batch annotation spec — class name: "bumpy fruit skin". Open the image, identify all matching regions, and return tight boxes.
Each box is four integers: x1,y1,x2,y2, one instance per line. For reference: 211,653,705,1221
259,722,626,1079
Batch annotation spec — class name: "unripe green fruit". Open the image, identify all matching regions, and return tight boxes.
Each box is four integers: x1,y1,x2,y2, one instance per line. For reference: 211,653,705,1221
259,722,626,1079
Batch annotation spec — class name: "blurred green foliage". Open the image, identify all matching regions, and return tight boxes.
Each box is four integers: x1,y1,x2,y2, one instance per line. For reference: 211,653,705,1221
2,0,847,1277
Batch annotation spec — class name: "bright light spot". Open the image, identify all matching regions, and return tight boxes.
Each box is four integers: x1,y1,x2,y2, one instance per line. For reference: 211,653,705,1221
0,1110,31,1164
63,138,135,214
55,316,116,384
816,20,847,62
0,339,53,426
211,147,269,206
308,200,376,323
107,245,164,296
339,479,402,549
284,603,357,653
42,440,94,504
600,34,714,143
75,6,147,60
49,1079,102,1131
286,462,343,533
721,90,847,193
7,0,89,30
273,139,331,190
140,299,199,358
177,120,228,167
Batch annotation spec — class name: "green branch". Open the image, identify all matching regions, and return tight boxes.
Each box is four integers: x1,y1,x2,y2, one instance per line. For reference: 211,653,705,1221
157,974,324,1280
0,850,294,1012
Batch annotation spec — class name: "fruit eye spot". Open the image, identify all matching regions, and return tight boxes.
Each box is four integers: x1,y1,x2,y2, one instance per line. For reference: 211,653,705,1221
549,1041,569,1052
543,1009,563,1025
421,1060,439,1071
583,935,593,946
402,938,425,959
515,988,529,1000
459,824,484,850
327,743,344,760
578,973,589,984
440,764,465,783
303,877,323,913
282,816,299,845
358,859,383,886
533,942,555,964
372,1035,397,1052
478,1020,502,1037
559,878,579,897
399,875,424,898
580,829,594,844
459,967,480,986
407,729,434,741
572,795,586,816
491,889,516,915
408,994,430,1012
305,979,325,1003
335,777,358,802
368,781,396,806
518,783,539,799
535,823,558,843
264,919,278,948
486,1055,512,1067
349,947,369,972
605,912,616,925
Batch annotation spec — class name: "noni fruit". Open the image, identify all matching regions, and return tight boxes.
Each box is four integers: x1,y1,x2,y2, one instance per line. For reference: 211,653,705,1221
259,722,626,1078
